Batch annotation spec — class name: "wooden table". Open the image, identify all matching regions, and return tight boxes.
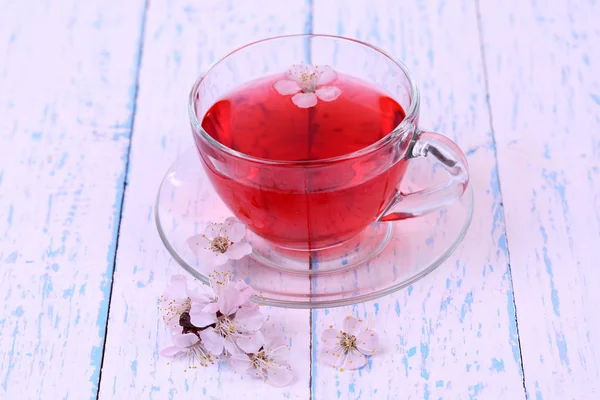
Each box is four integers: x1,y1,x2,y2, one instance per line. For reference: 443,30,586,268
1,1,598,399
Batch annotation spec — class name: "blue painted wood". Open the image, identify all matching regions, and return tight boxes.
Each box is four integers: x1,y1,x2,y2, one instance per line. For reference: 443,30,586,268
96,1,313,398
0,1,146,398
479,0,600,397
311,0,527,398
2,0,595,398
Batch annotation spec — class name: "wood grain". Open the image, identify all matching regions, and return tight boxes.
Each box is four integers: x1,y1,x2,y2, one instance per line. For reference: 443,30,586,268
310,1,527,398
478,0,600,397
0,0,146,398
2,0,595,398
96,1,313,398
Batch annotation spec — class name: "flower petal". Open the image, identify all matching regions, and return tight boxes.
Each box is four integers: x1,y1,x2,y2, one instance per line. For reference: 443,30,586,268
224,338,239,355
213,252,229,266
291,92,318,108
266,364,294,387
219,286,247,315
237,330,264,354
321,328,341,349
162,275,188,301
320,345,345,368
230,354,252,374
343,350,368,370
234,280,254,298
186,234,207,255
274,79,301,95
287,64,315,83
271,348,291,366
160,346,182,358
227,242,252,260
200,328,225,356
224,217,246,242
188,242,224,265
242,301,259,310
234,307,265,332
356,330,379,356
316,86,341,102
342,316,363,336
172,332,200,349
202,302,221,313
189,288,214,305
196,250,228,267
316,65,337,85
189,306,217,328
202,223,221,240
262,331,286,351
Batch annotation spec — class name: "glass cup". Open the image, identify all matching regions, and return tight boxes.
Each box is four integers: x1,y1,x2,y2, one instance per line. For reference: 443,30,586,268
188,34,469,252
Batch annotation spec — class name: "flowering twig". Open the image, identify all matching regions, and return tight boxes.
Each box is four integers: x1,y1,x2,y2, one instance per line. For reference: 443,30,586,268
159,273,294,387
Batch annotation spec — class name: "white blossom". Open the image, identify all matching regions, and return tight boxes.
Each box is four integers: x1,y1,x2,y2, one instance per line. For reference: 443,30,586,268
230,331,294,387
274,64,341,108
159,275,212,332
188,272,265,356
320,316,379,371
187,217,252,267
160,332,213,368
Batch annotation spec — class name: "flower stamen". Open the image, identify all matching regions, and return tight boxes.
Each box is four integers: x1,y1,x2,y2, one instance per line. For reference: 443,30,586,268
340,332,357,353
159,295,191,329
207,235,231,253
213,314,240,342
189,343,214,367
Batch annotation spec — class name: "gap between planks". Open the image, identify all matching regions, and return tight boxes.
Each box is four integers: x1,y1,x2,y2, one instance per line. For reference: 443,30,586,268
94,1,150,398
474,0,527,395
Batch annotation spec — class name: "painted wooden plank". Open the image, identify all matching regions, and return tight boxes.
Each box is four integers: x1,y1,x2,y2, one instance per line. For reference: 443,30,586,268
310,1,526,398
478,0,600,397
97,1,313,398
0,0,146,399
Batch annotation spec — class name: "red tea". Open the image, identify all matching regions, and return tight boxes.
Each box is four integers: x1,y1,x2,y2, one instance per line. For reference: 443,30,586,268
196,71,407,249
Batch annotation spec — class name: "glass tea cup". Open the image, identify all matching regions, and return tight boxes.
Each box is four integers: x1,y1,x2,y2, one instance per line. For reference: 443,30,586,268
188,34,469,254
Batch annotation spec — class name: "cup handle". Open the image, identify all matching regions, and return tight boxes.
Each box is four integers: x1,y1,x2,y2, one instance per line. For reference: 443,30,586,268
377,130,469,222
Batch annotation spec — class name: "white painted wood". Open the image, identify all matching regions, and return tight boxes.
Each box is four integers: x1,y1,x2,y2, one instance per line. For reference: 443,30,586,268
97,1,313,398
310,1,526,398
3,0,593,398
0,0,146,398
478,0,600,398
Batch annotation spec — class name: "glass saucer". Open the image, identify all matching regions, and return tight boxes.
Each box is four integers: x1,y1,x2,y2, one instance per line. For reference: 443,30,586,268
155,147,473,308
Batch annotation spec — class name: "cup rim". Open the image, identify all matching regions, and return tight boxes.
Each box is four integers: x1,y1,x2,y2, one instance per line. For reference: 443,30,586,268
188,33,420,166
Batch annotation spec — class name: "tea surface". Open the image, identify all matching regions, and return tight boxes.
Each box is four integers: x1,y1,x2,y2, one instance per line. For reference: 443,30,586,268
197,72,407,248
201,73,405,161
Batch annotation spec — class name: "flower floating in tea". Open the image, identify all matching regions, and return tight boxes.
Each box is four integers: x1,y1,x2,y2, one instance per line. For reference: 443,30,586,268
320,316,380,371
187,217,252,267
274,64,341,108
230,330,294,387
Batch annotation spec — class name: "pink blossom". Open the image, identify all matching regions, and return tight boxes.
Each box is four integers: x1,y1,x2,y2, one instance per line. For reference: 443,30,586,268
187,272,265,356
187,217,252,267
159,275,213,333
160,332,213,367
230,331,294,387
320,316,379,371
274,64,341,108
